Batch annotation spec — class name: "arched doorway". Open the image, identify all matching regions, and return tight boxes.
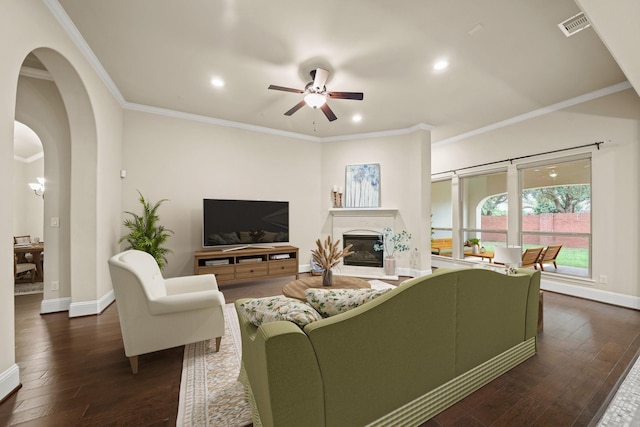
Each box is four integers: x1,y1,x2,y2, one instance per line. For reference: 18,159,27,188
15,48,98,315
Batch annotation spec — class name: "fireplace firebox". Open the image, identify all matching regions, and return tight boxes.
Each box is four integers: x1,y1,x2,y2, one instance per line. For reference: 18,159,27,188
343,234,383,268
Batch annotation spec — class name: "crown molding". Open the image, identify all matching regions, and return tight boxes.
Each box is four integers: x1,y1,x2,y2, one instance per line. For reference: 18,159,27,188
42,0,125,105
19,66,53,81
433,81,632,146
43,0,631,147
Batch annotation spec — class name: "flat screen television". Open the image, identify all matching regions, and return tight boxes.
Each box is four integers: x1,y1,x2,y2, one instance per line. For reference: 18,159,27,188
202,199,289,249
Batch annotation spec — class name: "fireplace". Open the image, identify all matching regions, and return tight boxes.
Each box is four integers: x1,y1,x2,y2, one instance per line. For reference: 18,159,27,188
343,234,383,268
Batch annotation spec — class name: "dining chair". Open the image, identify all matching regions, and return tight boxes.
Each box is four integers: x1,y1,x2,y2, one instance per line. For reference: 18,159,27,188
14,254,37,283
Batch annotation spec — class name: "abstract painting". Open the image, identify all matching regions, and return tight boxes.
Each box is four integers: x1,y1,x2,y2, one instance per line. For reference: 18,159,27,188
344,163,380,208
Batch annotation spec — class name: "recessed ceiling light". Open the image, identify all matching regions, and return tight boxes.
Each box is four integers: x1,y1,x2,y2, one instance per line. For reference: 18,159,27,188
433,59,449,71
211,77,225,88
352,114,362,123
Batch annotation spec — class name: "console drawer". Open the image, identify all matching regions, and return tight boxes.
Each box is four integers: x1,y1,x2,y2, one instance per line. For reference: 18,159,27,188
236,263,268,279
269,260,298,276
199,265,235,282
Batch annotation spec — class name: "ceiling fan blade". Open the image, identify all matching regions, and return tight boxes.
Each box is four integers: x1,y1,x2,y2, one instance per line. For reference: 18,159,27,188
327,91,364,100
312,68,329,90
284,100,306,116
268,85,304,94
320,103,337,122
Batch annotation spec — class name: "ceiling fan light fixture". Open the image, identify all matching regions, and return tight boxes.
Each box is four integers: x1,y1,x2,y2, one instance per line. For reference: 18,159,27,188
304,92,326,109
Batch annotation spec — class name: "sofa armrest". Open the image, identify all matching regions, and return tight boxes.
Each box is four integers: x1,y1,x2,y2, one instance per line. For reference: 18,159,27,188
148,290,224,315
235,300,325,427
164,274,218,295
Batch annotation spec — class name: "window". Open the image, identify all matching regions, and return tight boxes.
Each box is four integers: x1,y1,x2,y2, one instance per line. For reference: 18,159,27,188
431,179,452,241
519,157,591,277
461,170,508,257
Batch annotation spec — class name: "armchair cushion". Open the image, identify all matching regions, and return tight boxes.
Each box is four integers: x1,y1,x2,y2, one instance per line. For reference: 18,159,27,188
147,290,225,316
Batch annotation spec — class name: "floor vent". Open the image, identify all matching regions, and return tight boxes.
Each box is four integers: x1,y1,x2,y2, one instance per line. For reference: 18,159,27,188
558,12,591,37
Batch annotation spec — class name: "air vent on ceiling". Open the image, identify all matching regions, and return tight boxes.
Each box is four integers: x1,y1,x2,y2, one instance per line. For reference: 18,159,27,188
558,12,591,37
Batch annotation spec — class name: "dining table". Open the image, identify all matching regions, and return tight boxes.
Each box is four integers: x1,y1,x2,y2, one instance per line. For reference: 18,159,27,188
14,242,44,281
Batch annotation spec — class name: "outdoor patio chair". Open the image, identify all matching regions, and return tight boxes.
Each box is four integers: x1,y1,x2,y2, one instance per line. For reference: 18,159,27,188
521,247,544,269
539,244,562,271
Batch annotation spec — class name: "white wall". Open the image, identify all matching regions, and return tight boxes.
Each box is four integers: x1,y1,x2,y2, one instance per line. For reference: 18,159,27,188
13,157,44,240
321,129,432,273
432,89,640,301
1,0,124,400
121,110,323,277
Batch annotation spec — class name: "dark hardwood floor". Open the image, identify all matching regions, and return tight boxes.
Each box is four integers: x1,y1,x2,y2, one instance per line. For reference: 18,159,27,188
2,274,640,426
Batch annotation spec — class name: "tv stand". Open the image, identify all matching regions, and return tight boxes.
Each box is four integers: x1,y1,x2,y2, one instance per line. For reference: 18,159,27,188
194,245,299,286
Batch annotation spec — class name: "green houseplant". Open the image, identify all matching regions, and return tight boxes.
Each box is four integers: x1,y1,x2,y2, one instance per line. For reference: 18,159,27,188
119,191,173,270
466,237,480,254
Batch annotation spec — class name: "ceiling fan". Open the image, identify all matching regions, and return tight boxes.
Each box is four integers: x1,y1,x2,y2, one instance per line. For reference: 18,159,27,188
268,68,363,122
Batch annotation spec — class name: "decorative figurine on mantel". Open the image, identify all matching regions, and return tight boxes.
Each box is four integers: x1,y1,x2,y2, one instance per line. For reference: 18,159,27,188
331,185,344,208
311,235,353,286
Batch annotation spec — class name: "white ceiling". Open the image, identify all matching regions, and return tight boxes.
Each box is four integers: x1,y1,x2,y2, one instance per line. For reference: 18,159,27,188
18,0,631,151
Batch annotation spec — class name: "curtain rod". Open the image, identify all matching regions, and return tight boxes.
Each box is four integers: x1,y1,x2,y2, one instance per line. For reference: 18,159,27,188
432,141,605,175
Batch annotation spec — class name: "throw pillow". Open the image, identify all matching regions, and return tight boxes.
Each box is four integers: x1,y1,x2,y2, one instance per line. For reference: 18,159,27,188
237,296,322,328
305,288,391,318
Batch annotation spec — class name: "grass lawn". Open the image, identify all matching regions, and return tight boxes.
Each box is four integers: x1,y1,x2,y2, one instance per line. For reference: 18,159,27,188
481,242,589,268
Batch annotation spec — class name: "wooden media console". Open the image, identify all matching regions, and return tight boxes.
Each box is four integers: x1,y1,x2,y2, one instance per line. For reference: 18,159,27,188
194,245,299,285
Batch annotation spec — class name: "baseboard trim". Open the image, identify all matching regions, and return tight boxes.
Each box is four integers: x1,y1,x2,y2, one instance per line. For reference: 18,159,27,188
41,297,71,314
69,290,115,317
542,279,640,310
0,364,20,403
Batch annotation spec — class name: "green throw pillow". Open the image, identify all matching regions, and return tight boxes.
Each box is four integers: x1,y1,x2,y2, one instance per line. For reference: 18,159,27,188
305,288,391,318
237,296,322,328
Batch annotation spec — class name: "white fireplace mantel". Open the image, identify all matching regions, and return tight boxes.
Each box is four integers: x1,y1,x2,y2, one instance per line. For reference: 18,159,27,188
329,208,398,217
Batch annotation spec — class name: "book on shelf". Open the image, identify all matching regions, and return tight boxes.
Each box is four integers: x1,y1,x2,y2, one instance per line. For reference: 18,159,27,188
270,254,291,260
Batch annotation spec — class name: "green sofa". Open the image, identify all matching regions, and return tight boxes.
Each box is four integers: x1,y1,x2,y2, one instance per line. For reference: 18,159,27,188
236,268,541,427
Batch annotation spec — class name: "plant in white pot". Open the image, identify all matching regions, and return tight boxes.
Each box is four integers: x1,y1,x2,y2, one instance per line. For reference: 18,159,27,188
374,227,411,275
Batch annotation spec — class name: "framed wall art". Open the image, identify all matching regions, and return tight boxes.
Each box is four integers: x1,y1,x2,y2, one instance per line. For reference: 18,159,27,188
344,163,380,208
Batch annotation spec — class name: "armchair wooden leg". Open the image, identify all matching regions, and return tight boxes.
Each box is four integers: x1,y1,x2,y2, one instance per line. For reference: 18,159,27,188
129,356,139,374
215,336,222,352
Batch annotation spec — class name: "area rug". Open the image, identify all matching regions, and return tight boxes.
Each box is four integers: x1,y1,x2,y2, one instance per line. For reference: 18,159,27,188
14,281,43,295
597,353,640,426
177,303,251,427
177,279,395,426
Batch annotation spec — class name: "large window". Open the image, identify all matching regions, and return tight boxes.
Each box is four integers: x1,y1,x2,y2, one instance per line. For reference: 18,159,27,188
431,179,452,241
519,157,591,277
461,170,508,257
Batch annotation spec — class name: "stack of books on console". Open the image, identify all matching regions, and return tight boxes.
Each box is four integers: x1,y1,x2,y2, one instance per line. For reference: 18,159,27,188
205,259,230,266
238,257,263,263
270,254,290,260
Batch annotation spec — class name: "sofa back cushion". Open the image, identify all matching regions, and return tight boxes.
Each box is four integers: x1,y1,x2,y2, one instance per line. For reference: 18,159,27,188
304,272,458,426
454,269,532,374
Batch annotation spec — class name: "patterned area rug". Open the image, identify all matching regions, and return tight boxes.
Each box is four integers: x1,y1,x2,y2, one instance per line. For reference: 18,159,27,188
14,281,43,295
177,280,395,426
178,303,251,427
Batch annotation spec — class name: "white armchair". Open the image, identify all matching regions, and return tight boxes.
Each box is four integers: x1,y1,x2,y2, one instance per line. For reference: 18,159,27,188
108,250,225,373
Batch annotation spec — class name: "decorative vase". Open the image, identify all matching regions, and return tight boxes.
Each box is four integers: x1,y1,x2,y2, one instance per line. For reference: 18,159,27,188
384,256,396,276
472,245,479,254
322,268,333,286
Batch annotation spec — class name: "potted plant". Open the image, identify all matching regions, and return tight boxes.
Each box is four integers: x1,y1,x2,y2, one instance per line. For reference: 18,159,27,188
466,237,481,254
374,227,412,275
119,191,174,270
